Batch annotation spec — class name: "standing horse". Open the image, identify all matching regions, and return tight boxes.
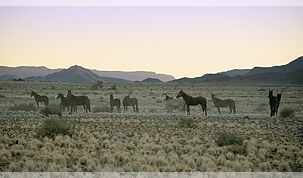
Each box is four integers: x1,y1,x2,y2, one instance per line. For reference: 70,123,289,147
67,90,91,113
268,90,282,117
163,93,173,100
56,93,71,112
31,91,49,109
110,94,121,112
211,93,236,114
122,95,139,112
176,90,207,116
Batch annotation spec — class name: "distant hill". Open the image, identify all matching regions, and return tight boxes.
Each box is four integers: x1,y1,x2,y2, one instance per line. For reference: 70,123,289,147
170,56,303,85
220,69,250,77
134,78,163,84
25,65,130,83
0,66,61,79
0,65,174,82
245,56,303,76
92,70,174,82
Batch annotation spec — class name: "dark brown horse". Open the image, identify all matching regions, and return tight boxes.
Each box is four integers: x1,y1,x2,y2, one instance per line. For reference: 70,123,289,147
56,93,71,112
67,90,91,113
110,93,121,112
268,90,282,117
211,93,236,114
31,91,49,109
176,90,207,116
122,95,139,112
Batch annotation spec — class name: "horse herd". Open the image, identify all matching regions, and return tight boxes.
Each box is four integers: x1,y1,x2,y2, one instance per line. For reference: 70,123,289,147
30,89,282,117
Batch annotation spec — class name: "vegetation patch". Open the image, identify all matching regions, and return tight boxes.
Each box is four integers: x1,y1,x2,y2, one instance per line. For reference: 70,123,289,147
36,119,74,139
8,103,37,111
280,108,295,118
215,131,244,147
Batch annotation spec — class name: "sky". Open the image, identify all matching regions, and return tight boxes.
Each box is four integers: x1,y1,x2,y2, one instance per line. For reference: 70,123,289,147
0,6,303,79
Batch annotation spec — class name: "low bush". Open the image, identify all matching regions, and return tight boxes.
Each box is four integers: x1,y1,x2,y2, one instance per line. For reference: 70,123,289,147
8,103,37,111
165,99,185,112
279,108,295,118
92,105,112,113
178,118,196,128
0,94,5,98
36,119,74,139
215,131,243,147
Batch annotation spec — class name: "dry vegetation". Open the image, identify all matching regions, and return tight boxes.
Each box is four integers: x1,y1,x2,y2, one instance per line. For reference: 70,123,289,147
0,81,302,172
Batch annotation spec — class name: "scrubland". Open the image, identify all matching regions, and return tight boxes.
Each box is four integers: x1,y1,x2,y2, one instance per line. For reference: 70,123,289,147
0,81,302,172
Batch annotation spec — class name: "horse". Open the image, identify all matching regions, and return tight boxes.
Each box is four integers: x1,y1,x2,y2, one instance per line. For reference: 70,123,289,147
268,90,282,117
211,93,236,114
56,93,71,112
110,93,121,112
163,93,173,100
176,90,207,116
67,90,91,113
122,95,139,112
31,91,49,109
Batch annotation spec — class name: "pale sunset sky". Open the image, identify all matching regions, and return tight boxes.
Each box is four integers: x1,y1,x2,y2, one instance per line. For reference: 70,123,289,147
0,5,303,78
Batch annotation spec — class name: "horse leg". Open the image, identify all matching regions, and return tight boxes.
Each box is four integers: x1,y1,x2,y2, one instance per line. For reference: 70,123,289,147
217,107,220,114
36,101,39,109
229,106,232,114
187,105,190,115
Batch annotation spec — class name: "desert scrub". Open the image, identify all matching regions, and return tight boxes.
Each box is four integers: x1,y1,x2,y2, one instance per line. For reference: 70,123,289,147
40,104,62,118
36,119,74,139
178,117,196,128
279,108,295,118
92,105,112,113
8,103,37,111
215,131,243,147
165,99,185,112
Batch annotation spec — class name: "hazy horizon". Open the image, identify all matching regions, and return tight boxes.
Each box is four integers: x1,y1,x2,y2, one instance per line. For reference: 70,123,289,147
1,6,303,78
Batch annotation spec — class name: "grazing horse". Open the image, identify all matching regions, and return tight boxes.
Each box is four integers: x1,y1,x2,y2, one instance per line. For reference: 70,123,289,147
163,93,173,100
31,91,49,109
122,95,139,112
67,90,91,113
176,90,207,116
211,93,236,114
110,93,121,112
268,90,282,117
56,93,71,112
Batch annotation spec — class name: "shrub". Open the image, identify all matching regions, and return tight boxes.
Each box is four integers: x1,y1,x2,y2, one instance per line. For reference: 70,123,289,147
279,108,295,118
8,103,37,111
0,94,5,98
215,131,243,147
227,144,247,155
36,119,74,139
92,105,112,113
40,104,62,118
165,99,185,112
178,117,196,128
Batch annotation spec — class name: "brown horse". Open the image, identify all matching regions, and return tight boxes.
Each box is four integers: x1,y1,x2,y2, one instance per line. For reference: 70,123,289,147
268,90,281,117
211,93,236,114
110,93,121,112
66,90,91,113
31,91,49,109
176,90,207,116
122,95,139,112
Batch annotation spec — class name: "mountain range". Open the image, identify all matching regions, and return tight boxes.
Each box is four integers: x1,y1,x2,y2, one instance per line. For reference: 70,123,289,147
0,65,174,83
1,56,302,84
170,56,303,85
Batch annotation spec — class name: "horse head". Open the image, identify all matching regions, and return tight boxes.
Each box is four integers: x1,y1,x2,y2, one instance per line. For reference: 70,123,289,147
176,90,183,98
268,90,273,98
67,89,72,96
56,93,63,99
31,91,35,97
